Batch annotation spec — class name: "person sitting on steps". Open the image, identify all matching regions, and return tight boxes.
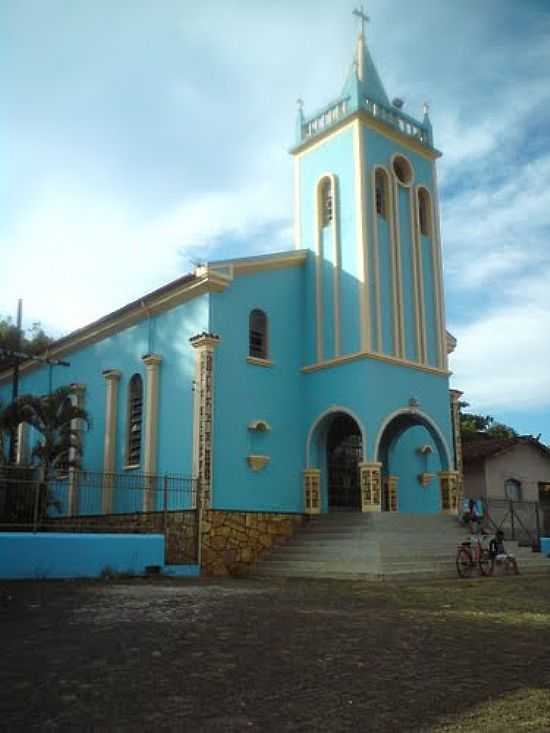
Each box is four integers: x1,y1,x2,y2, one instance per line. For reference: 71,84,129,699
489,530,519,575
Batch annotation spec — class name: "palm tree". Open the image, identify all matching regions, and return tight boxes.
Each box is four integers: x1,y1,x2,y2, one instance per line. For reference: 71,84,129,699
16,386,89,518
16,386,90,479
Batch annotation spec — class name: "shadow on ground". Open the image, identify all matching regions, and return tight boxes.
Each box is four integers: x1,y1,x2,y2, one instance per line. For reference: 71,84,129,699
1,575,549,731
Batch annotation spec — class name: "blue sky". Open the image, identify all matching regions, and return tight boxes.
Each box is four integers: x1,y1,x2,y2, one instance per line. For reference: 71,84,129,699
2,0,550,440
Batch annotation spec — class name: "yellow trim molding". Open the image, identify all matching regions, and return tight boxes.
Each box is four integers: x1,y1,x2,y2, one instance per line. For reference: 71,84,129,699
302,349,450,376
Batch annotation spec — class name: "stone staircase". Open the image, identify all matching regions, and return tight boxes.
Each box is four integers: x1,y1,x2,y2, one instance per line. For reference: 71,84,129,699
253,512,550,580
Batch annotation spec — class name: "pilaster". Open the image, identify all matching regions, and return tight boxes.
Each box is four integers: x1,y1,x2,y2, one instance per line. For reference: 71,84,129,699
190,333,220,511
360,462,382,512
142,353,162,511
384,474,399,512
303,469,321,514
439,470,459,514
101,370,121,514
68,383,86,517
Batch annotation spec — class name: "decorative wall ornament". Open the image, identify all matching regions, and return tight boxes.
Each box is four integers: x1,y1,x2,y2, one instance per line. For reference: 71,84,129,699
248,420,271,432
384,475,398,511
359,462,382,512
303,469,321,514
418,472,435,487
408,396,420,409
190,333,221,510
247,454,270,472
416,444,433,455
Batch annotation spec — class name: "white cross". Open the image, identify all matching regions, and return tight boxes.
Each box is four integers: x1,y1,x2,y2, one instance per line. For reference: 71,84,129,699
352,6,370,36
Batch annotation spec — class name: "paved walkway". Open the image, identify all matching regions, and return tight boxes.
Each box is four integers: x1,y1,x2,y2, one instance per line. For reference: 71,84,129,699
1,576,550,731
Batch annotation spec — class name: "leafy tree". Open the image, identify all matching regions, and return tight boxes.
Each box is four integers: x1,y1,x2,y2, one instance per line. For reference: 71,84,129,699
0,316,54,372
459,401,517,443
15,387,89,518
0,400,19,465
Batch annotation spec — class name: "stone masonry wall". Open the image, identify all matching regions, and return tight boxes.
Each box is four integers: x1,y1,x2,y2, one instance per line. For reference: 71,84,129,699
201,510,305,576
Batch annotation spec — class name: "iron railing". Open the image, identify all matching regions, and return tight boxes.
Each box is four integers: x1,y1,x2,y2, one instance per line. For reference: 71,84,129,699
0,466,196,533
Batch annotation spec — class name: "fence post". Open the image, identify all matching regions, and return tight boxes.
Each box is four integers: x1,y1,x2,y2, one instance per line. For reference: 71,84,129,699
163,475,168,534
510,500,515,541
535,504,541,552
32,479,41,533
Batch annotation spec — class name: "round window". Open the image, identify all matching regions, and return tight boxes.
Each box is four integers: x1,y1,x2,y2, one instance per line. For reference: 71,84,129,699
392,155,413,186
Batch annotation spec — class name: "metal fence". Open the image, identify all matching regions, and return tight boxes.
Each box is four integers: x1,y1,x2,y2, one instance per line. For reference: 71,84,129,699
485,499,541,548
0,466,197,533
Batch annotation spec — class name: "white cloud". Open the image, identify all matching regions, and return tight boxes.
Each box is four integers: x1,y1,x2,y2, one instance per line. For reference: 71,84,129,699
450,303,550,412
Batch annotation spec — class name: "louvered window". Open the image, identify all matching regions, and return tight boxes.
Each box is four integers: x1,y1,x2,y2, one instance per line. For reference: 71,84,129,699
321,179,333,227
418,189,431,236
375,170,387,218
249,309,268,360
127,374,143,466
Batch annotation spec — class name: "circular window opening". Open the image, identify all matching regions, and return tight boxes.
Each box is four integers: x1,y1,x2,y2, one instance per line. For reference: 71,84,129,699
392,155,413,186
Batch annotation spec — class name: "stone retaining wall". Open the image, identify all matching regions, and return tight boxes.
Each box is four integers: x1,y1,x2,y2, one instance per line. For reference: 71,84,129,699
201,510,305,576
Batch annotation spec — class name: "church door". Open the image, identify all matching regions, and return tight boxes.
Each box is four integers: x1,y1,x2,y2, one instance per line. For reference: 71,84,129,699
326,414,362,510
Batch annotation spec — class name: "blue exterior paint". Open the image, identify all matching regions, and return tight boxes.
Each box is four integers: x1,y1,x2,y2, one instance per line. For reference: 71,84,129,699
0,294,209,515
210,265,305,512
541,538,550,556
0,533,165,579
388,425,442,513
398,186,418,362
421,234,439,366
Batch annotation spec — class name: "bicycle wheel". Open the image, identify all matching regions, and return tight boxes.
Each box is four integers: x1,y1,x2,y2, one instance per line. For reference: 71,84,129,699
478,549,492,576
456,547,473,578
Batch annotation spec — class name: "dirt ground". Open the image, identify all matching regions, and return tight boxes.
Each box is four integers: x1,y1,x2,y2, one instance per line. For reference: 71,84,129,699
1,575,549,732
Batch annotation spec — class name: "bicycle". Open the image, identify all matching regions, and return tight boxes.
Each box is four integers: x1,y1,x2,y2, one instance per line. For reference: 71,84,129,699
456,534,491,578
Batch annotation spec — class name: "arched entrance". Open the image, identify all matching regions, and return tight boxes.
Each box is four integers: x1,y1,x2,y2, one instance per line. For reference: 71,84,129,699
375,411,451,514
327,414,362,510
306,409,365,513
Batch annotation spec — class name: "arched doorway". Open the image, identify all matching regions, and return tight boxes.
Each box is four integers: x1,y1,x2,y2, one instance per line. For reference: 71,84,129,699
326,414,363,511
376,411,450,514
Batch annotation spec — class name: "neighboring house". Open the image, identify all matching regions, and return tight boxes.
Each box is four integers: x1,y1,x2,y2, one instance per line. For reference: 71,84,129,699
0,23,462,524
463,437,550,535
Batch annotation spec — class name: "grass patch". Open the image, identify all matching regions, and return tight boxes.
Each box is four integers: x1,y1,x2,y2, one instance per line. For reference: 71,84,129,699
432,688,550,732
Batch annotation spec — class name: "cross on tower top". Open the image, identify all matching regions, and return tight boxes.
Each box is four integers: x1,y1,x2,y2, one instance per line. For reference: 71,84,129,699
352,5,370,36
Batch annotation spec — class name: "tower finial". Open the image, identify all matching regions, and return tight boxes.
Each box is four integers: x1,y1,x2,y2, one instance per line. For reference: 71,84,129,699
352,5,370,37
423,101,430,116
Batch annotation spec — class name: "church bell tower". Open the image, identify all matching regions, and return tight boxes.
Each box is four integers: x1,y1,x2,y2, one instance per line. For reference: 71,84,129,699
291,11,447,373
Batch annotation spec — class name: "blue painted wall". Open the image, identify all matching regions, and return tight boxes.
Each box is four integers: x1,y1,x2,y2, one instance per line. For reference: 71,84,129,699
0,295,209,514
388,425,442,513
210,265,306,512
298,127,360,359
0,532,165,579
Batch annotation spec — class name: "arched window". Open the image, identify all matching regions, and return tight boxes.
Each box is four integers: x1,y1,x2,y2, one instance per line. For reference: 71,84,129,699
504,478,522,502
418,188,432,237
127,374,143,467
249,309,268,360
375,169,388,218
320,178,333,227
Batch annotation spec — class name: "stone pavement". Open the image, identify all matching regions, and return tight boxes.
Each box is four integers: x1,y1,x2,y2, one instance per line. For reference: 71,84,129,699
1,575,550,731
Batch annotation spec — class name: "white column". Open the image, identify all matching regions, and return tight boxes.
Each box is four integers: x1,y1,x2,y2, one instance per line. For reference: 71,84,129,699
68,383,86,517
142,354,162,511
101,370,121,514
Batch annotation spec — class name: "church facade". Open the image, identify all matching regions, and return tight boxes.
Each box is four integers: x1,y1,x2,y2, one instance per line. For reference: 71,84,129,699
0,29,461,529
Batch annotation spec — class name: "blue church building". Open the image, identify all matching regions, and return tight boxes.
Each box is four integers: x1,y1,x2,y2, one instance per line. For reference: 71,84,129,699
0,25,461,564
